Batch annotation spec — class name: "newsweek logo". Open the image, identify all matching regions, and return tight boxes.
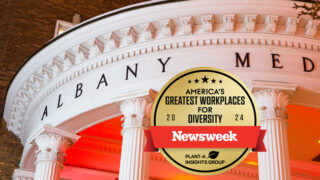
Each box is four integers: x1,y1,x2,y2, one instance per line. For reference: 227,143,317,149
145,67,266,175
172,131,238,142
146,126,263,149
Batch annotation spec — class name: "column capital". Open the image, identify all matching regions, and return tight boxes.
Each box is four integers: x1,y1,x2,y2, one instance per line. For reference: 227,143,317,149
254,89,290,120
35,133,70,166
120,97,153,131
33,125,80,166
13,169,34,180
250,81,297,121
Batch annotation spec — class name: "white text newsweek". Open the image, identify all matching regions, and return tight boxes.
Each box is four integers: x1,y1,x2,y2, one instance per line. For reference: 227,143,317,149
172,131,238,142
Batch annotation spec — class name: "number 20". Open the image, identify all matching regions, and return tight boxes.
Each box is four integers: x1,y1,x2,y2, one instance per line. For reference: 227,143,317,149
167,114,175,121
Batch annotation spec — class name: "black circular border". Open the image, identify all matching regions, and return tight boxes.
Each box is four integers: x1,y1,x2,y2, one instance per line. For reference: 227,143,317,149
153,69,257,173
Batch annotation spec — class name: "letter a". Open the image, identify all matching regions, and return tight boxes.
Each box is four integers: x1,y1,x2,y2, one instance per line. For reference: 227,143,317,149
96,73,108,89
41,106,48,121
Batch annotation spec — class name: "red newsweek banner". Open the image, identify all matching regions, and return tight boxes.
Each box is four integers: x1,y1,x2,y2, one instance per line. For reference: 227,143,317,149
144,126,266,152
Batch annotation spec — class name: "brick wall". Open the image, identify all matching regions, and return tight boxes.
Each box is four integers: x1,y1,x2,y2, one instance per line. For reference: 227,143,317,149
0,121,23,180
0,0,147,179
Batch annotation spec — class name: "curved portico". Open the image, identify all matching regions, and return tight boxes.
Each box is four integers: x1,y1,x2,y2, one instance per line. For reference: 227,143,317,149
4,0,320,179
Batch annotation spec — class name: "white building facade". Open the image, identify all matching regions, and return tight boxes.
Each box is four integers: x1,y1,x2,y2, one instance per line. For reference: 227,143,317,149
4,0,320,179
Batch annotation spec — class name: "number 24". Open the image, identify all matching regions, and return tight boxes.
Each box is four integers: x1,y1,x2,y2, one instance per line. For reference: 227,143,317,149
235,114,243,121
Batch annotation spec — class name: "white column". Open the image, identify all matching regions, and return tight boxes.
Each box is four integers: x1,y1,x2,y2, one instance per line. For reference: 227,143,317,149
33,125,79,180
13,169,34,180
254,89,292,180
119,97,152,180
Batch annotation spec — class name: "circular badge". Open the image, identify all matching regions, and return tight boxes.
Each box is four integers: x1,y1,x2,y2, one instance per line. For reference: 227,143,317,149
151,67,259,175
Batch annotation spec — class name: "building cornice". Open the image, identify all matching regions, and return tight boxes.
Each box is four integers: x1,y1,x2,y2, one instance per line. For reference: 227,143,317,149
4,0,320,140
